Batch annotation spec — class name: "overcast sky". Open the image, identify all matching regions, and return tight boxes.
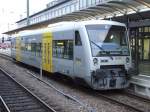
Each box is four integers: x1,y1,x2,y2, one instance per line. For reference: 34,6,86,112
0,0,52,35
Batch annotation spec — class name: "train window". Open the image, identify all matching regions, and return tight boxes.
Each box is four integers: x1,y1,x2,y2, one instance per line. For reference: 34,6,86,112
30,43,36,56
42,43,45,63
25,43,28,51
21,43,25,51
68,40,73,59
35,43,37,56
36,43,41,57
44,43,46,63
48,43,50,64
11,41,16,50
39,43,42,57
31,43,36,52
27,44,31,51
53,40,73,60
75,31,82,46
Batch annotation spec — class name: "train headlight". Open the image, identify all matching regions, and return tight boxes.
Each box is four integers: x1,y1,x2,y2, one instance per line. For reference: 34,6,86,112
93,58,98,65
126,57,130,63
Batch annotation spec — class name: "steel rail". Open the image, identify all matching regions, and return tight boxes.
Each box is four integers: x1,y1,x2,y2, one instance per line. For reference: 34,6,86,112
0,54,96,112
125,89,150,103
26,70,96,112
0,96,10,112
0,67,57,112
96,92,145,112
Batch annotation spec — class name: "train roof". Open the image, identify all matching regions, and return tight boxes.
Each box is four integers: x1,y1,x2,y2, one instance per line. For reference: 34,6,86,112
16,20,126,36
47,20,125,28
80,20,125,26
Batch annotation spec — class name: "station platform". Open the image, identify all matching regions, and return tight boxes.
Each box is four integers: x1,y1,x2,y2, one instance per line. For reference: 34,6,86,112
0,48,11,56
130,74,150,97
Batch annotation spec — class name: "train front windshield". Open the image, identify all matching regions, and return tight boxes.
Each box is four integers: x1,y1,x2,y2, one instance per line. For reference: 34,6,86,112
86,25,129,57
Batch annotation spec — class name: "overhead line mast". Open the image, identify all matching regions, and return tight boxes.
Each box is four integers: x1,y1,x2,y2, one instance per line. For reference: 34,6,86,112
27,0,30,26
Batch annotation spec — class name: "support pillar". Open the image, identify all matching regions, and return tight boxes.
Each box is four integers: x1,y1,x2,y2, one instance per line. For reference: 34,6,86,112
135,28,139,74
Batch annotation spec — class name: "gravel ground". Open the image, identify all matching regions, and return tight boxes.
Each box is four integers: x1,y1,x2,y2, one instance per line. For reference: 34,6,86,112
105,92,150,112
0,57,138,112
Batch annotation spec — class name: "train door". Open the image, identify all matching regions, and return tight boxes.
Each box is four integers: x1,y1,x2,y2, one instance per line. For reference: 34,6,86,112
16,35,21,61
138,38,150,61
143,38,150,61
73,31,84,77
42,32,53,73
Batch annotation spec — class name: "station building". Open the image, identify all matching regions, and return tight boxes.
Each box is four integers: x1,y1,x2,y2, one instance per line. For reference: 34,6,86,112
4,0,150,96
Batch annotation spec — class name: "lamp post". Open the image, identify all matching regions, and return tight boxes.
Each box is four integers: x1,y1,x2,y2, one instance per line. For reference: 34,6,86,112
27,0,30,25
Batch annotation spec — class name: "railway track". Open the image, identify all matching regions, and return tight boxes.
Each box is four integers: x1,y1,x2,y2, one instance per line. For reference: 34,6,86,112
94,89,150,112
125,89,150,103
26,70,150,112
26,70,96,112
0,68,57,112
96,93,144,112
0,53,95,112
24,66,150,112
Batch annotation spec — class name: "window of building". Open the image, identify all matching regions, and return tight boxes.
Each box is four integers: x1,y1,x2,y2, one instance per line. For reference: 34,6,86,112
62,7,65,14
66,6,70,13
75,31,82,46
55,9,58,17
53,40,73,60
48,12,51,19
79,0,82,9
87,0,92,6
59,9,62,16
71,4,74,12
91,0,96,5
80,0,86,8
52,10,55,17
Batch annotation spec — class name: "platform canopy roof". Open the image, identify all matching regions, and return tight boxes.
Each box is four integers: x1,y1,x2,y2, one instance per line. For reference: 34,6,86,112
55,0,149,20
4,0,150,34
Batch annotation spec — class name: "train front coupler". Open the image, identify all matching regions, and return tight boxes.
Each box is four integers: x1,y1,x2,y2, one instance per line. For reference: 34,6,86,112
91,67,129,90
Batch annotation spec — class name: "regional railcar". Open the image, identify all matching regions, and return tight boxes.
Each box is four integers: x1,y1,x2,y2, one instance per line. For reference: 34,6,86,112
11,20,132,90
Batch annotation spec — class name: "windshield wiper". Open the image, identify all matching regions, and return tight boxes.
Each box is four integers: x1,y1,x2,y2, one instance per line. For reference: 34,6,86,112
90,40,104,51
90,40,113,60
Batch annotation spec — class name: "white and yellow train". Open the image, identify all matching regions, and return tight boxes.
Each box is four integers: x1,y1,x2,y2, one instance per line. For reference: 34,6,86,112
11,20,132,90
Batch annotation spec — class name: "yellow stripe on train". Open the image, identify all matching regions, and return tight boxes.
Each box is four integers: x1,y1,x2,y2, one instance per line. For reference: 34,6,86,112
42,32,53,73
16,35,21,61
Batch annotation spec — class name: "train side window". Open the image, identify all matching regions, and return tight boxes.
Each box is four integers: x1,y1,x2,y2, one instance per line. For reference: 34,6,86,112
27,44,31,51
48,43,50,64
53,40,73,60
44,43,46,63
39,43,42,57
75,31,82,46
36,43,41,57
31,43,36,56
